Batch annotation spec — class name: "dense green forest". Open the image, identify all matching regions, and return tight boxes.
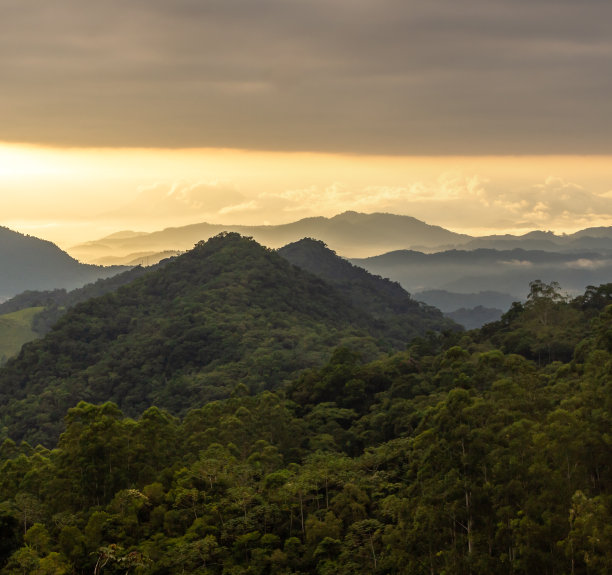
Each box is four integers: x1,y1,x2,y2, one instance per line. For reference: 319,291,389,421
0,234,454,446
278,239,453,338
1,235,612,574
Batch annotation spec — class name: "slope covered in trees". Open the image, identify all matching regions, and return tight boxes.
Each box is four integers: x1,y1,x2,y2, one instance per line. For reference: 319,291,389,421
0,233,456,446
0,281,611,573
278,238,457,344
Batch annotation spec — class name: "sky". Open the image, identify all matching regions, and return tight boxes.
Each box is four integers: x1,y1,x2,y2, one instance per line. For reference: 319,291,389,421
1,0,612,248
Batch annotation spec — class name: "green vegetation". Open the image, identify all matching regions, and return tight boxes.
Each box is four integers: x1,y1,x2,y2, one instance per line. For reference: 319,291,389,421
278,238,457,343
0,266,153,364
0,234,456,446
0,307,43,364
1,233,611,574
0,265,152,338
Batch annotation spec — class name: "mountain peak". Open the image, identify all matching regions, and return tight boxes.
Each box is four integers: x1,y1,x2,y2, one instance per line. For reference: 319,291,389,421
1,233,455,444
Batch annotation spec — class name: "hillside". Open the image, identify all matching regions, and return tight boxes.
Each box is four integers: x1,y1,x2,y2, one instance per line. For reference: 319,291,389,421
0,226,129,300
415,289,517,328
0,233,454,446
278,238,457,340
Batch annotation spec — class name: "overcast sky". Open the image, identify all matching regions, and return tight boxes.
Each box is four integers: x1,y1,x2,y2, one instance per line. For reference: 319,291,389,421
3,0,612,154
1,0,611,247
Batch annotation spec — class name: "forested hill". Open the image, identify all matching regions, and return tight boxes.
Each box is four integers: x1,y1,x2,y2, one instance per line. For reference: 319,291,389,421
278,238,457,340
0,233,454,446
1,281,612,573
0,226,129,299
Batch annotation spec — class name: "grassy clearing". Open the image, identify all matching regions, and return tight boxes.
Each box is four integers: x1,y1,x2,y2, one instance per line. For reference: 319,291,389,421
0,306,44,363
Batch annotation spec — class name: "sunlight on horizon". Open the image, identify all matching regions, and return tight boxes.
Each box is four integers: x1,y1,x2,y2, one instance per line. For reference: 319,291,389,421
2,142,612,248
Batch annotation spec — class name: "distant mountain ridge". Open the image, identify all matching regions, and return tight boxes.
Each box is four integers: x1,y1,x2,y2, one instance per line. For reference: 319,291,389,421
352,248,612,298
69,211,471,263
69,212,612,265
0,226,129,299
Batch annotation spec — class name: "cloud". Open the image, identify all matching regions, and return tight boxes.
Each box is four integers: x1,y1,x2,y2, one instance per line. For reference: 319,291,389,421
565,259,611,270
258,172,612,233
108,180,245,220
1,0,611,153
264,173,490,214
488,176,612,228
218,201,259,215
500,260,534,268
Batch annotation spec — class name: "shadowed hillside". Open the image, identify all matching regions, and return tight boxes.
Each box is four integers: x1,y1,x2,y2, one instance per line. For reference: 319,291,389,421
0,226,129,299
278,238,457,341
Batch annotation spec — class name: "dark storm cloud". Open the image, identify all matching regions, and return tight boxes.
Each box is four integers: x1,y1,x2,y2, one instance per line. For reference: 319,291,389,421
2,0,611,153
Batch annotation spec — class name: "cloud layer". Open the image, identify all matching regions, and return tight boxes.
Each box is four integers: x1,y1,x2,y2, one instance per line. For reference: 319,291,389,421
2,0,612,153
109,172,612,236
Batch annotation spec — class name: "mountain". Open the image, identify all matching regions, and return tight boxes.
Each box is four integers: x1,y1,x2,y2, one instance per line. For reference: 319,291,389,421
461,228,612,253
68,211,471,263
414,289,517,328
414,289,517,313
91,249,183,266
0,233,455,445
445,305,505,330
352,248,612,297
69,212,612,265
278,238,457,340
0,226,129,300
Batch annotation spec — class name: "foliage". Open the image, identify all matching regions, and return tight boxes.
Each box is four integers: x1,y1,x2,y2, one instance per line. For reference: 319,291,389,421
0,307,44,365
2,245,612,573
0,234,456,446
278,238,458,343
0,279,612,572
0,266,152,360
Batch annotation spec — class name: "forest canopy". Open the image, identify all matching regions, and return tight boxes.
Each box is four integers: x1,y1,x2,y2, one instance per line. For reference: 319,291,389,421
0,235,611,574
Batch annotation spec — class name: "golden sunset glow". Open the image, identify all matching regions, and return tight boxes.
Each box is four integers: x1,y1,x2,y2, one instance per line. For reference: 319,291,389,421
1,142,611,248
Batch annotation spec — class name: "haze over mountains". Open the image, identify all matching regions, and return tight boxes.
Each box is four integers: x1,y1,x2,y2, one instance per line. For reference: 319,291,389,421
3,211,612,334
0,226,129,301
70,211,612,265
3,209,612,334
62,211,612,327
69,211,470,263
352,248,612,298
